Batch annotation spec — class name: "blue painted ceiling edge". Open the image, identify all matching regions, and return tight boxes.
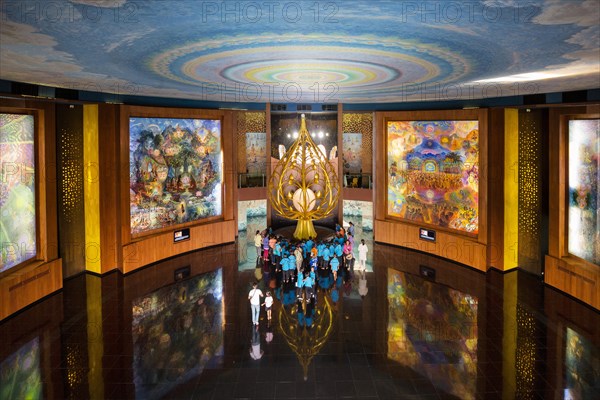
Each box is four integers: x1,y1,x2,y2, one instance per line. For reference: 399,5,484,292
2,80,598,111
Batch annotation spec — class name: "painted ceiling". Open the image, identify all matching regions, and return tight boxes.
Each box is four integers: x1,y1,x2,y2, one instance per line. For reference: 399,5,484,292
1,0,598,104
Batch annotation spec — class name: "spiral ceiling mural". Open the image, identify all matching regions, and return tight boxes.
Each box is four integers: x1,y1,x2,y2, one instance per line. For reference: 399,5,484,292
0,0,598,103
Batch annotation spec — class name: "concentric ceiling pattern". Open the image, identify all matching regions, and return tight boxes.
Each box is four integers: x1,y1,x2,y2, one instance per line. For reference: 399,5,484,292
149,35,470,102
0,0,598,103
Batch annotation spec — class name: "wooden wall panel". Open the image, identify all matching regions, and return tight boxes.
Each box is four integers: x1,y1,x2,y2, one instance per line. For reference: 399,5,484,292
121,220,236,274
374,220,487,271
374,109,488,272
342,188,373,202
0,258,62,320
545,256,599,309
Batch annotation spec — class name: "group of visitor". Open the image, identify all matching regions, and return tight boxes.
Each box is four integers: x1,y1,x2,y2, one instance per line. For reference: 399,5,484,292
249,222,369,327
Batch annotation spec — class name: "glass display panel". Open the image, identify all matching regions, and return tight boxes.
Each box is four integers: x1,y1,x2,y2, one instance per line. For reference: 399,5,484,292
568,119,600,265
129,117,222,235
0,113,36,272
387,120,479,234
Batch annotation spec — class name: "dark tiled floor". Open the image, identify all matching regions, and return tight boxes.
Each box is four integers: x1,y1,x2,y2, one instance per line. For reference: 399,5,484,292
1,243,599,400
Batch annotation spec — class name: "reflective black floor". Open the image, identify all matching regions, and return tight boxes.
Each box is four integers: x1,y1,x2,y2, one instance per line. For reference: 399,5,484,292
1,243,599,400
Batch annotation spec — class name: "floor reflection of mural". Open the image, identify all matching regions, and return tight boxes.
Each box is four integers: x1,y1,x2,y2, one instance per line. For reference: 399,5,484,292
245,132,266,174
564,327,600,400
343,200,373,272
238,200,267,271
387,269,478,400
387,120,479,234
568,119,600,265
129,118,222,235
0,114,36,272
0,337,42,400
132,269,223,400
343,133,362,173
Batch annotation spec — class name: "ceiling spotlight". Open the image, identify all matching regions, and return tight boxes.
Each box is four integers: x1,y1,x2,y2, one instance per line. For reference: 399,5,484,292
293,131,298,139
318,131,324,138
325,133,329,137
287,134,291,138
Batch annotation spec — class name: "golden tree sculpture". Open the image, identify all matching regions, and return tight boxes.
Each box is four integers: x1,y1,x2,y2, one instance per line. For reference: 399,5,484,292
268,114,339,239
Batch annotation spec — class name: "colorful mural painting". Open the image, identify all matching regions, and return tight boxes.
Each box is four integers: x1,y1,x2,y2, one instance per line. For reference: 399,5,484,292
568,119,600,265
132,269,223,400
564,327,600,399
245,132,266,174
129,118,222,235
246,132,267,174
387,269,478,400
342,133,362,173
0,114,36,272
387,120,479,234
0,337,42,400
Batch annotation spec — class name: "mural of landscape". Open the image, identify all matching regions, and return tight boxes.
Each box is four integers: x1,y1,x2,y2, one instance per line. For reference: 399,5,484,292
0,337,42,400
342,133,362,173
0,113,36,272
245,132,266,174
568,119,600,265
132,269,223,400
387,120,479,234
564,327,600,399
387,269,478,400
129,117,222,235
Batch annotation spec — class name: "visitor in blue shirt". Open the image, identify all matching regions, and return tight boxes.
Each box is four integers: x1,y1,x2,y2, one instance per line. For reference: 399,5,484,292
281,257,290,283
288,254,296,282
322,246,330,268
330,256,340,282
303,273,314,300
296,271,304,298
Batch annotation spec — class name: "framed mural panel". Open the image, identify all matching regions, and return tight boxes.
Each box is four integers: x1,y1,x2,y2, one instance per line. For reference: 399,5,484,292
245,132,266,174
129,117,223,236
0,113,37,273
342,133,362,174
387,120,479,235
567,118,599,266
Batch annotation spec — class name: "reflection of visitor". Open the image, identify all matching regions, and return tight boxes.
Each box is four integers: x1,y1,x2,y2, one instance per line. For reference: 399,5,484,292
358,269,368,298
250,325,263,360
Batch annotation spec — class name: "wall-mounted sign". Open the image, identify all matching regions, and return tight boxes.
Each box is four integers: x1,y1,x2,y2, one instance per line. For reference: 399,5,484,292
419,265,436,281
174,266,191,282
174,228,190,243
419,227,436,242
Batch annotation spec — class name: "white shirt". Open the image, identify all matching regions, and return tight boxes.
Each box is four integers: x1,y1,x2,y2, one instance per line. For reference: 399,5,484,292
248,288,263,305
254,234,263,246
264,295,273,308
358,243,368,260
